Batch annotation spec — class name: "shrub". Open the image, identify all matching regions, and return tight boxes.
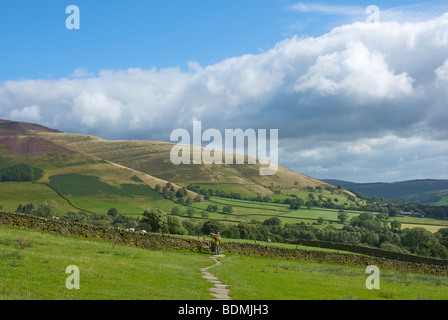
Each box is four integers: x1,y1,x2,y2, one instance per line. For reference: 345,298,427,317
140,208,168,233
167,216,186,235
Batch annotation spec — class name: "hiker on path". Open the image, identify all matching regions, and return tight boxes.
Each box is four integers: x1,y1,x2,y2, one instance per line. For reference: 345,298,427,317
209,232,221,255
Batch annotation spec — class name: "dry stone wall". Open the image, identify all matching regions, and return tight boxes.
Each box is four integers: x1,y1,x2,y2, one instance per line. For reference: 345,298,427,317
1,211,448,276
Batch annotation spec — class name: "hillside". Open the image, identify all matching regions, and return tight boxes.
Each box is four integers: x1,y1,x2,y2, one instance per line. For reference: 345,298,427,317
323,179,448,205
0,119,348,216
37,130,333,197
0,119,191,214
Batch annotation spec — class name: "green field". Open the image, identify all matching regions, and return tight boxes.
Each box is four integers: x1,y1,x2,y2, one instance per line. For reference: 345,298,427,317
212,254,448,300
2,180,448,234
0,181,174,216
1,226,448,300
0,227,213,300
0,182,75,214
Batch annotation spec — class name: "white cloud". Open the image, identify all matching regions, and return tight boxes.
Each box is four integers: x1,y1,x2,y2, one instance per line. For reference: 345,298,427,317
71,68,93,78
435,58,448,82
1,14,448,181
293,41,414,99
9,105,41,122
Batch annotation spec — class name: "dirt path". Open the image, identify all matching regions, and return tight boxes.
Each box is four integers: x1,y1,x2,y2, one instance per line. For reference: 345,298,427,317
200,254,232,300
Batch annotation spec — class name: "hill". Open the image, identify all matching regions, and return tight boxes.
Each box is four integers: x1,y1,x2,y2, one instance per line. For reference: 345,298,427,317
0,119,349,216
0,119,190,214
323,179,448,205
36,129,333,197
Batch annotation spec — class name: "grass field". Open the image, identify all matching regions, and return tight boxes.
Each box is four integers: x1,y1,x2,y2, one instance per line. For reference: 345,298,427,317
0,227,213,300
1,226,448,300
212,254,448,300
0,182,75,214
2,180,448,234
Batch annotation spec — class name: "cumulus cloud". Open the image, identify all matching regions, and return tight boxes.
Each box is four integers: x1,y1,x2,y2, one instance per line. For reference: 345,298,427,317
293,41,414,99
9,105,41,122
1,13,448,181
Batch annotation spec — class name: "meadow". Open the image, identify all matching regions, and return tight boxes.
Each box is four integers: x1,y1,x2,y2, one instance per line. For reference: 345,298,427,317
2,179,448,235
1,226,448,300
211,254,448,300
0,227,213,300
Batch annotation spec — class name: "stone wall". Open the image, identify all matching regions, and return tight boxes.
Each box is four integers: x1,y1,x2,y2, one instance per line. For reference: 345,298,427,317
287,239,448,267
1,211,448,276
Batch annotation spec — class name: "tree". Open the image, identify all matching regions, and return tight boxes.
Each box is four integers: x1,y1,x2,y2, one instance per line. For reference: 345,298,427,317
377,212,389,221
171,207,181,215
107,208,118,218
141,208,168,233
317,217,324,224
388,207,399,217
33,201,58,218
305,200,313,209
176,187,187,198
201,220,225,234
289,198,304,210
201,211,209,218
167,216,186,235
186,207,195,217
263,196,271,203
237,222,253,239
401,227,437,253
436,228,448,249
207,205,219,212
263,217,281,226
390,220,402,232
337,209,348,224
222,205,233,214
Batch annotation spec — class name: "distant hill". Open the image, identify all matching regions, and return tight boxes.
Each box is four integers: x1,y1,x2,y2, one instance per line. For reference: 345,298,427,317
0,119,340,214
323,179,448,205
0,119,61,134
38,131,332,197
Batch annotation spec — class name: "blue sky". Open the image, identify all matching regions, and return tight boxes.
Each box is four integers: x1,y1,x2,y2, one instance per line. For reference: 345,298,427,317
0,0,290,80
2,0,444,80
1,1,448,182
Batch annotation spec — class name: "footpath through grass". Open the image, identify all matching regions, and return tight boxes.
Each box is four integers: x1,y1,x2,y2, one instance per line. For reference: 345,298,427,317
2,226,448,300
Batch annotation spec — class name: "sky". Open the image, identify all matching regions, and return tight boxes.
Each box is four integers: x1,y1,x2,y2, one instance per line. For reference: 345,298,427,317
1,0,448,183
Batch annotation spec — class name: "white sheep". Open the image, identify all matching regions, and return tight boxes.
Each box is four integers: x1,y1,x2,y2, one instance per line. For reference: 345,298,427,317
129,228,135,232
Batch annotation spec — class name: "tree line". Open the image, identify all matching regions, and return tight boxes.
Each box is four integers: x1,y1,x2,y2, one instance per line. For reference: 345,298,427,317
0,164,43,182
13,201,448,259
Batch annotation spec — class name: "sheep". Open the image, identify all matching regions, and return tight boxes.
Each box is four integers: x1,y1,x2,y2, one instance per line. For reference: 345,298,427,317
129,228,135,232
